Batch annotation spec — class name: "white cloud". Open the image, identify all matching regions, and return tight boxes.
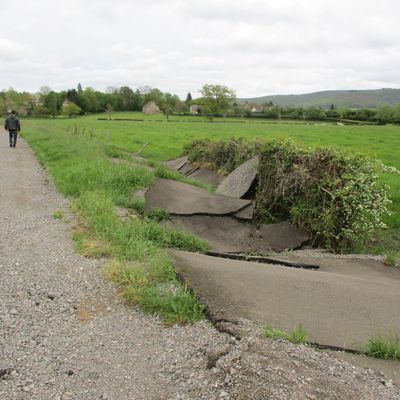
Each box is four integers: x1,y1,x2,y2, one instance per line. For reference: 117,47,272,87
0,0,399,97
0,38,31,62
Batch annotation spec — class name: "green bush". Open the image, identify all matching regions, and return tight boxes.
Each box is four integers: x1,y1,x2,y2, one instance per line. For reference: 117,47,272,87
183,137,261,172
256,140,391,251
184,138,393,251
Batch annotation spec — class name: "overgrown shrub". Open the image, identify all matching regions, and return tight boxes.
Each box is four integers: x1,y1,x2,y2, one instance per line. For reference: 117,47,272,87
183,138,261,172
184,138,393,252
256,140,391,251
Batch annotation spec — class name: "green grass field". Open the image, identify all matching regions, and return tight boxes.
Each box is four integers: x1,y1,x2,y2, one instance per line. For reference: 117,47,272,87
20,122,209,324
22,112,400,252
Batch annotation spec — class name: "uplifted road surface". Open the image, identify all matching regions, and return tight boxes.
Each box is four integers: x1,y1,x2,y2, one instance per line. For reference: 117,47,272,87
171,250,400,350
1,132,399,399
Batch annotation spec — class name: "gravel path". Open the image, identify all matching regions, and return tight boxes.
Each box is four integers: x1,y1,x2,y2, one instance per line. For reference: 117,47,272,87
1,132,399,399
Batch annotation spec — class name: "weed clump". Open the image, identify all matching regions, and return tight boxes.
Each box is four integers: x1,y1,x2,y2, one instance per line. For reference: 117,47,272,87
147,208,170,222
53,210,64,220
364,336,400,361
384,251,400,267
106,260,205,325
262,324,309,345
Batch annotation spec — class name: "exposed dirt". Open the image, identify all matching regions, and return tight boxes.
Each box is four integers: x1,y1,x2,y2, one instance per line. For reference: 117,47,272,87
164,216,308,253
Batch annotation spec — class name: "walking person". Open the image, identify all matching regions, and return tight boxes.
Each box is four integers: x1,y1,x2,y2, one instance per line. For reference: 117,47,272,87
5,110,21,148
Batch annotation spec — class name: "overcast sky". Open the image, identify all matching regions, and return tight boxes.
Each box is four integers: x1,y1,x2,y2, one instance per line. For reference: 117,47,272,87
1,0,399,98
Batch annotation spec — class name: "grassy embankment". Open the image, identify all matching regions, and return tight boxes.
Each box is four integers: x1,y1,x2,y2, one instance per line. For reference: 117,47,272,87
22,124,209,325
23,113,400,255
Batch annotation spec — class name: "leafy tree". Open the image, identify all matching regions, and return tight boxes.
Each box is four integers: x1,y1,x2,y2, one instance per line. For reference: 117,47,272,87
199,84,236,117
393,104,400,123
305,107,326,121
106,86,118,94
118,86,142,111
66,88,88,113
83,87,100,113
39,85,52,98
185,92,192,104
353,108,376,121
326,108,342,119
376,105,394,124
66,89,80,105
132,89,144,111
100,91,121,111
175,99,189,113
143,88,164,106
44,91,60,117
161,92,180,112
32,105,50,117
0,95,7,115
119,86,135,110
3,88,22,111
63,101,81,117
263,106,281,119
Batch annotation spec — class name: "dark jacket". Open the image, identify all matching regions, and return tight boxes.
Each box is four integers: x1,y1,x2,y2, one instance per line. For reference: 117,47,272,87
5,114,21,131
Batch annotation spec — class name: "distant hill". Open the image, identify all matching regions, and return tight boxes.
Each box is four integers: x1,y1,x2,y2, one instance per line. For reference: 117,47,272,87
239,89,400,109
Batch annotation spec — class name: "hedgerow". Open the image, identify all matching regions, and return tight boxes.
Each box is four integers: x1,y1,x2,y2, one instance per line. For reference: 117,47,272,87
256,140,392,251
183,138,260,172
185,138,394,252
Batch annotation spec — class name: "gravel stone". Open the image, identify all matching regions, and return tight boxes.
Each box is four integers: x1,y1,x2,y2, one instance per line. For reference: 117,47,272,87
207,344,231,369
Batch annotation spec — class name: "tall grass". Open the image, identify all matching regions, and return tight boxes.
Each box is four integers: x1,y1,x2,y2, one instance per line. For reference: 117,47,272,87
22,127,207,324
262,324,309,345
364,336,400,361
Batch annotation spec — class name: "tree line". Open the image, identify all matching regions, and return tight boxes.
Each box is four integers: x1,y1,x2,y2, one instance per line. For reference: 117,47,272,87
237,103,400,124
0,84,190,117
1,83,400,124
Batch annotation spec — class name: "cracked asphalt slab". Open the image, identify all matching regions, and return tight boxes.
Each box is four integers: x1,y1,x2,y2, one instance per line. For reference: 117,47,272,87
171,250,400,350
